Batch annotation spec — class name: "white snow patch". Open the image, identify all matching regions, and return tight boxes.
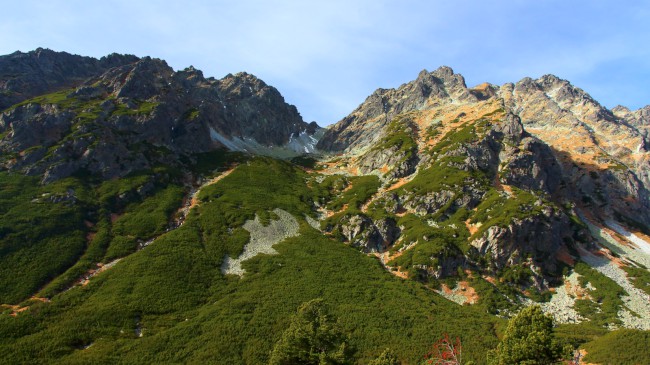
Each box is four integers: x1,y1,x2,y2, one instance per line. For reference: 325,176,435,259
209,126,324,158
578,212,650,268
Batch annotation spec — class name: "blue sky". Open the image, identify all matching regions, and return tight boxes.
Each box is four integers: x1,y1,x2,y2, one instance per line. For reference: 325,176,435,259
2,0,649,125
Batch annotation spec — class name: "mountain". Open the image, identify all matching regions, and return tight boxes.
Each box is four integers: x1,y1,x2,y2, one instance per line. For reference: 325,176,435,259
0,49,321,183
318,67,650,228
316,65,650,330
1,51,649,364
0,48,139,111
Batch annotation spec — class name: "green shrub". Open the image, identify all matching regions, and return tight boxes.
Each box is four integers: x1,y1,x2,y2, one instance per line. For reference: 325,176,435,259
582,329,650,365
487,306,571,365
269,298,353,365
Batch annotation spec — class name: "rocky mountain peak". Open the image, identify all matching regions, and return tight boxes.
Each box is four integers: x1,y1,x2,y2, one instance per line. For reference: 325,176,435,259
317,67,477,152
0,49,139,110
320,65,650,232
0,49,321,182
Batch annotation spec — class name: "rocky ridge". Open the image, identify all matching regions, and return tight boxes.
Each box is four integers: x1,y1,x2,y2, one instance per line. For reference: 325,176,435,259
316,66,650,324
0,50,320,182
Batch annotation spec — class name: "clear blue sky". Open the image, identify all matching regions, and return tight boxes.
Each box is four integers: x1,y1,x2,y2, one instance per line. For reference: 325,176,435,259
2,0,649,125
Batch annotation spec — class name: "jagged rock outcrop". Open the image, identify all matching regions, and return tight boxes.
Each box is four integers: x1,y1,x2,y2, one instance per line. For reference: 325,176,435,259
320,66,650,283
0,50,321,182
469,207,573,275
357,144,419,180
334,214,399,253
321,67,650,228
317,66,476,152
0,48,139,110
494,114,563,194
499,75,650,225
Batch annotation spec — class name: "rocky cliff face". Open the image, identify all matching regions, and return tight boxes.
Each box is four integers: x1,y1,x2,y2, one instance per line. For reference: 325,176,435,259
0,50,321,182
318,66,650,282
0,48,139,110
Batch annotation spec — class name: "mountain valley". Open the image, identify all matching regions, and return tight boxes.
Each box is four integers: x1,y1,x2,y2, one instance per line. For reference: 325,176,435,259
0,49,649,364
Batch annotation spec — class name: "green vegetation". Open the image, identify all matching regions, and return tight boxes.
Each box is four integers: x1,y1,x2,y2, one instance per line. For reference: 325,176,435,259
398,120,490,200
105,185,184,261
326,175,380,214
0,158,500,364
4,88,79,111
0,158,215,304
622,265,650,296
370,117,418,175
269,298,353,364
402,161,477,196
487,306,571,365
470,188,547,240
573,262,625,327
427,121,480,156
112,99,159,116
499,264,534,286
4,88,106,125
0,172,88,303
290,154,319,169
1,102,640,363
189,148,246,175
319,175,381,237
389,213,469,275
368,349,400,365
182,107,200,121
554,322,608,350
469,276,519,315
582,329,650,365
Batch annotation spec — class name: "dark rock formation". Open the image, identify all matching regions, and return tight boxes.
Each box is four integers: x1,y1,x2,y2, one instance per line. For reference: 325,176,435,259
0,48,139,110
0,50,320,182
334,214,400,253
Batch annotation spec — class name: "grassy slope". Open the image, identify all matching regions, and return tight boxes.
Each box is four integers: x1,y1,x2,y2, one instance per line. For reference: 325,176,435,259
583,329,650,365
0,158,500,364
0,173,88,303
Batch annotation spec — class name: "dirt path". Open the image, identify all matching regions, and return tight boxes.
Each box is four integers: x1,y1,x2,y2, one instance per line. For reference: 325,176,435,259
175,166,237,225
61,167,239,294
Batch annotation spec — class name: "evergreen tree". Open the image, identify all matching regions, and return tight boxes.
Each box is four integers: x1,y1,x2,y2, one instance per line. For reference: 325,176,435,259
488,305,571,365
269,299,353,365
369,348,400,365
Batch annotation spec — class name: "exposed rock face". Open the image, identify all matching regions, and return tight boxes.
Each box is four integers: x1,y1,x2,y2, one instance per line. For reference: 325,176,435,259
317,66,477,152
319,66,650,283
498,75,650,224
469,207,572,275
0,48,139,110
0,50,321,182
336,215,399,253
357,144,419,180
320,68,650,226
494,114,562,195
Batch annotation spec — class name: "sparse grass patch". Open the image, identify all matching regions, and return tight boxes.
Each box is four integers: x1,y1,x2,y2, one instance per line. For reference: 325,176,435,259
469,187,547,240
622,265,650,296
573,262,625,327
112,100,159,116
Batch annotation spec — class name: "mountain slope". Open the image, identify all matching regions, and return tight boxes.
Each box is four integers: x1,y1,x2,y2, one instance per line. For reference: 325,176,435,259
0,48,139,110
317,66,650,331
1,51,649,364
0,50,320,183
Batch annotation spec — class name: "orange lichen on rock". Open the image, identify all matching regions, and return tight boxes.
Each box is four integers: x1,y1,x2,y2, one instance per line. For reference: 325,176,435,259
465,219,480,235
